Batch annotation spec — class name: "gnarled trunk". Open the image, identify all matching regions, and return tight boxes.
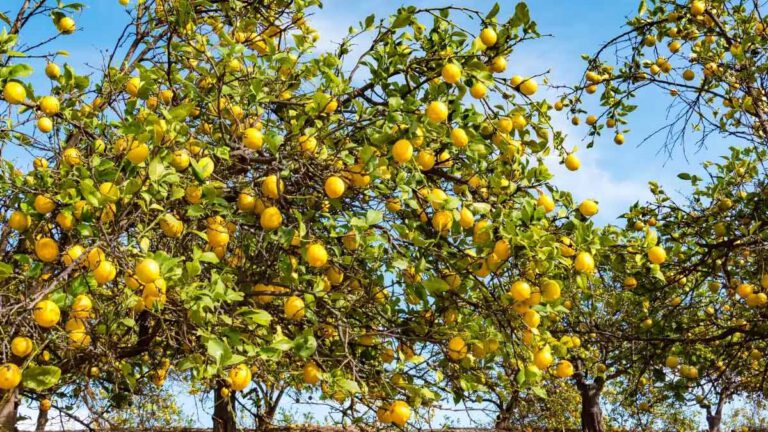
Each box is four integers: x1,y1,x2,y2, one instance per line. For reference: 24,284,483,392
578,381,605,432
706,412,721,432
494,393,518,430
212,387,236,432
34,406,48,432
0,389,18,432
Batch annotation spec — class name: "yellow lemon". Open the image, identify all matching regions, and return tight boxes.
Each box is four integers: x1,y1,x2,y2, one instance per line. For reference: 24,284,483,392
284,295,305,320
33,300,61,328
35,237,59,262
260,206,282,230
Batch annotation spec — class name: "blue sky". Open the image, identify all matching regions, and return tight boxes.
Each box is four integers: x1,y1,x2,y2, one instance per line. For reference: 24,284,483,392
8,0,731,428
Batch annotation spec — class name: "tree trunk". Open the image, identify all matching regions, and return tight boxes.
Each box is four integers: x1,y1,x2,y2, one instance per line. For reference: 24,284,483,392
579,385,605,432
706,413,721,432
494,395,517,430
0,389,18,432
212,387,236,432
34,407,48,432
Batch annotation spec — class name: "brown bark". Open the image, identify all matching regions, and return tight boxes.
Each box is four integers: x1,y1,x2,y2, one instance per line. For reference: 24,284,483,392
706,413,721,432
34,407,48,432
0,389,18,432
577,378,605,432
212,387,236,432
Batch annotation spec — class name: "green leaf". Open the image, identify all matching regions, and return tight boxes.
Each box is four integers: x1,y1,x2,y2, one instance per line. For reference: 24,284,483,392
148,157,165,180
365,210,383,226
423,277,449,294
485,3,500,21
293,331,317,358
22,366,61,391
167,102,195,121
338,378,360,394
0,262,12,280
206,338,230,366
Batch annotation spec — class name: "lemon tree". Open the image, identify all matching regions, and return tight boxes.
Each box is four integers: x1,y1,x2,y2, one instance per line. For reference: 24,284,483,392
0,0,607,430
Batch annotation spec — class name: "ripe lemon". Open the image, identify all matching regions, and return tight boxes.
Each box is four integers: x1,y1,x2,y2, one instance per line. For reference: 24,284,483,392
0,364,22,390
86,247,105,270
666,355,680,368
479,28,497,47
170,149,190,171
125,77,141,97
11,337,34,357
62,147,82,166
185,185,202,204
519,78,538,96
324,176,346,199
690,0,705,16
33,300,61,328
243,128,263,150
458,207,474,229
299,135,317,153
57,16,76,34
45,63,61,79
537,194,555,213
565,154,581,171
206,224,230,248
228,364,252,391
647,246,667,264
3,81,26,104
93,260,117,285
303,362,322,385
574,251,595,273
441,63,462,84
135,258,161,284
509,280,531,302
284,295,305,320
68,329,91,348
260,206,282,230
35,237,59,262
555,360,574,378
451,128,468,148
432,210,453,233
416,150,435,171
533,346,554,369
470,81,488,99
34,195,56,214
473,219,492,244
523,309,541,328
71,294,92,319
38,96,60,116
388,401,411,427
426,101,448,123
126,141,149,164
306,243,328,267
391,139,413,163
99,182,119,202
262,175,284,199
37,117,53,133
326,267,344,285
614,133,625,145
61,245,85,267
490,56,507,73
8,211,30,232
64,318,85,332
497,117,514,133
541,280,561,301
447,336,468,360
579,199,598,217
236,191,256,212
